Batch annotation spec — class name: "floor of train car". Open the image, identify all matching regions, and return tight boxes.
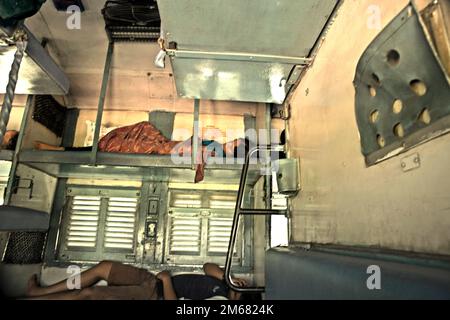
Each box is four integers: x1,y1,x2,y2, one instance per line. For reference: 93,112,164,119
0,262,256,298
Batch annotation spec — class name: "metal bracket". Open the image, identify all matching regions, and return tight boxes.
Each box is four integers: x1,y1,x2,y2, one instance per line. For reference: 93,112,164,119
11,176,34,199
401,153,421,172
285,65,304,93
0,24,27,45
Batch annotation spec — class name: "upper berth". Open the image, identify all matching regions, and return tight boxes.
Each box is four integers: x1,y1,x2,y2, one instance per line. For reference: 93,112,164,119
17,150,262,185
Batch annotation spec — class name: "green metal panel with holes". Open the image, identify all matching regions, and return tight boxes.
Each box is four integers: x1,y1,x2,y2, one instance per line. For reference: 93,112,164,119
354,2,450,166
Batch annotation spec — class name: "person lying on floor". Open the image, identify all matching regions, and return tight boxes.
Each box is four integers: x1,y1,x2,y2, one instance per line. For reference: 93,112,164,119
25,261,249,300
34,121,250,183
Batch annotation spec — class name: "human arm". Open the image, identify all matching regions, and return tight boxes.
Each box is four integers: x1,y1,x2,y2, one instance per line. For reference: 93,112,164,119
203,263,224,281
203,263,247,287
157,271,177,300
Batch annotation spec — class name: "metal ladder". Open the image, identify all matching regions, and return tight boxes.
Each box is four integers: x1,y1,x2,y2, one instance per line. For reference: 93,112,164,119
224,145,287,293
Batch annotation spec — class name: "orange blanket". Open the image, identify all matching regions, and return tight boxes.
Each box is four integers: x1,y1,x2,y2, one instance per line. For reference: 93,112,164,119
98,121,245,183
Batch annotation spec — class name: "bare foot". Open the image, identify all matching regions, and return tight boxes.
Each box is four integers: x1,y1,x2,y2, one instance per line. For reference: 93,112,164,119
33,141,64,151
26,274,40,297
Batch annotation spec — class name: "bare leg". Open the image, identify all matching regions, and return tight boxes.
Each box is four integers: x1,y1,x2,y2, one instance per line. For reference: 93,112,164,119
33,141,65,151
27,261,114,297
26,284,156,301
25,289,89,300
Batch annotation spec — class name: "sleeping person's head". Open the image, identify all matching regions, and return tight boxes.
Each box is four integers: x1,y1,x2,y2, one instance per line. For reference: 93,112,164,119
2,130,19,150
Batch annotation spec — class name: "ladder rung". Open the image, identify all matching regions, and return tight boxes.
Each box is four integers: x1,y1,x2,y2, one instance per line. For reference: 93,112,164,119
239,209,287,216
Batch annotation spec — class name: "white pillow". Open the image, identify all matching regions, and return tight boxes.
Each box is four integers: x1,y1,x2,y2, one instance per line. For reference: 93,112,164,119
84,120,119,147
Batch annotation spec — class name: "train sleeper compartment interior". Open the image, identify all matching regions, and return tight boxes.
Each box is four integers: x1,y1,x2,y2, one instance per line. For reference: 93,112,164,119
2,0,449,301
0,93,274,298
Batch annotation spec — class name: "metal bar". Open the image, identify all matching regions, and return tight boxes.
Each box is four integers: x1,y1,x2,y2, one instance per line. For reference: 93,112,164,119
225,147,257,292
4,95,33,204
138,181,151,266
0,37,28,263
239,209,287,216
166,49,312,65
91,42,114,165
43,178,68,264
224,146,282,293
94,197,109,258
0,39,27,144
265,104,272,249
192,99,200,169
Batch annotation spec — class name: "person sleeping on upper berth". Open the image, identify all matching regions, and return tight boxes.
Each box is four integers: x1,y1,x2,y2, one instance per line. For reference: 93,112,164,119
34,121,250,183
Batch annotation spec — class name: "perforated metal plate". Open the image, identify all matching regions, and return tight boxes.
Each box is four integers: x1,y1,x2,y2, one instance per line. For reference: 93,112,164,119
354,2,450,166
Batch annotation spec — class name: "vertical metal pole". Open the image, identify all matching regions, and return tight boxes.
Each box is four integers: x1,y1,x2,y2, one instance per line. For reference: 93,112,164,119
225,148,252,289
192,99,200,168
265,104,272,249
0,40,27,145
4,95,34,204
1,38,28,263
91,42,114,165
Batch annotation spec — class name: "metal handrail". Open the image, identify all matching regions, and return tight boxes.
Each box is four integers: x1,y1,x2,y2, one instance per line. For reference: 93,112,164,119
224,145,286,293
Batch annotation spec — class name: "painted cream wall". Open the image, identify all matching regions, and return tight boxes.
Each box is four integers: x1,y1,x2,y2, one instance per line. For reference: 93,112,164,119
172,113,245,142
5,107,24,132
288,0,450,255
73,110,149,146
73,110,248,146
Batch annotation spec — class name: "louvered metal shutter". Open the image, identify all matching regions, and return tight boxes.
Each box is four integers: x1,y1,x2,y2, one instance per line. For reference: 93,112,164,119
166,190,242,265
105,197,138,250
66,196,101,249
169,215,202,255
207,217,233,254
59,187,140,262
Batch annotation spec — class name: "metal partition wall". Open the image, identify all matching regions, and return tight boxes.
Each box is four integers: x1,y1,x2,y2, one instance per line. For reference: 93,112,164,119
44,182,254,272
45,182,168,266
